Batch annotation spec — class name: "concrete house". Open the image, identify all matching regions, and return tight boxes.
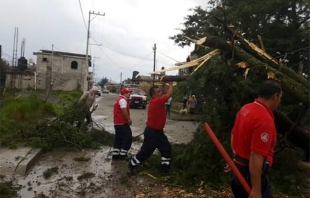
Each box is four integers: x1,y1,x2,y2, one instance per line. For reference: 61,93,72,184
33,50,92,91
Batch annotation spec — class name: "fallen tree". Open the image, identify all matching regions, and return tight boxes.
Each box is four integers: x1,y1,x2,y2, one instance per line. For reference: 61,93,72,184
151,3,310,196
182,25,310,157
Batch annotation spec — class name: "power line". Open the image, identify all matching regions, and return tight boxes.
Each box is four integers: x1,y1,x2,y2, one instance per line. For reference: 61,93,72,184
97,45,131,71
131,52,153,69
78,0,87,29
90,37,153,61
157,50,181,63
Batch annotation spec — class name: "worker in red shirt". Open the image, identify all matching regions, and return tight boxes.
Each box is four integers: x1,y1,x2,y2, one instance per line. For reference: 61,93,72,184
127,82,173,174
230,80,282,198
112,88,133,160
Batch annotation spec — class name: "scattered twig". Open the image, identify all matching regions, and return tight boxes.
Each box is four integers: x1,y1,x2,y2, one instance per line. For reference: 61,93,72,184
59,129,83,151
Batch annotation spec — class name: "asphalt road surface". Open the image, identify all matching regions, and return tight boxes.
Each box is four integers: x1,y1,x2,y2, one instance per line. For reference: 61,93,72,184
93,93,199,144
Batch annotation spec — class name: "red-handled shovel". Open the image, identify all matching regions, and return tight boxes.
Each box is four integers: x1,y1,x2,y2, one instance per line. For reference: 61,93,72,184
203,122,251,195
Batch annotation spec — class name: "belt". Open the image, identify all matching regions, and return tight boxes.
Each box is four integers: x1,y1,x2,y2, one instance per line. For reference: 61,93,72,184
146,126,163,131
234,153,270,176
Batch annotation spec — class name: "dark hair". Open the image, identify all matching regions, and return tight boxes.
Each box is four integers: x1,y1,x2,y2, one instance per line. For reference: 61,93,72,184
257,79,282,99
149,86,158,97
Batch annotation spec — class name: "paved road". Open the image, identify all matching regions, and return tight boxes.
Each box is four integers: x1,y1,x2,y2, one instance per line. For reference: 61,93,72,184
93,93,198,144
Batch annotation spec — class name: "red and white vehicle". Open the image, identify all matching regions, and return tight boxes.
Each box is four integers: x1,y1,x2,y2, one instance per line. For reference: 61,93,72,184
128,88,147,109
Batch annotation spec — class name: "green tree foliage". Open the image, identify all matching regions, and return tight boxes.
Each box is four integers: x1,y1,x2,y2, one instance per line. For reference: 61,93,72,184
96,77,109,88
0,59,9,97
167,1,309,196
172,1,310,73
221,0,309,73
123,78,132,84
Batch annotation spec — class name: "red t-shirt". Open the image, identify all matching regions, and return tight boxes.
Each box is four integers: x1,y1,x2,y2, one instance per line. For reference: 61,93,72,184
146,94,168,130
232,99,277,166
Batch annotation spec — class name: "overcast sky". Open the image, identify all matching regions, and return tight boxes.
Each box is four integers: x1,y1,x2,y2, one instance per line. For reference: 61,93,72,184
0,0,209,83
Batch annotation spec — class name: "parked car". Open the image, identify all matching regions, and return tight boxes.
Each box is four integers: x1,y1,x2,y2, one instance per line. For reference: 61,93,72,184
96,90,101,96
128,88,147,109
102,89,109,94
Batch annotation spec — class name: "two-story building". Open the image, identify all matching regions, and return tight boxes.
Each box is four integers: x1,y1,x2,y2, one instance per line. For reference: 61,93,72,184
33,50,92,91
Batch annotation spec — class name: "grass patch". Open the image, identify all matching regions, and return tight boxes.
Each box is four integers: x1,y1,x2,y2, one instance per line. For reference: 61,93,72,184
0,92,114,151
0,181,21,198
51,90,82,103
0,94,56,147
43,167,59,179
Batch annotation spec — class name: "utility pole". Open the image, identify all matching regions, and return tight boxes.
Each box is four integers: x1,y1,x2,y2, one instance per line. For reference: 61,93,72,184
85,11,105,92
0,45,2,100
120,72,122,85
11,27,18,94
152,43,156,86
92,56,100,85
51,44,54,84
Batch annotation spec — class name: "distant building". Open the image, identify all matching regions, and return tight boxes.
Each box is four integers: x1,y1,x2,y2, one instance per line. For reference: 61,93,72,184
5,67,36,90
135,75,153,85
33,50,92,91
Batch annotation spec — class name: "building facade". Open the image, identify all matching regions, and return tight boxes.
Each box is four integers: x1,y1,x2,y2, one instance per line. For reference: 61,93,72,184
33,50,92,91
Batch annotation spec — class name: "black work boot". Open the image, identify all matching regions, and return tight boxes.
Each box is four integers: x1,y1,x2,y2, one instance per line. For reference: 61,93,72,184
112,155,120,160
127,161,136,175
119,155,131,161
161,164,170,174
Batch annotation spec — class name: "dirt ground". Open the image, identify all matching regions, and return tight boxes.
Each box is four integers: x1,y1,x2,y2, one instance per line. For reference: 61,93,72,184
12,93,203,198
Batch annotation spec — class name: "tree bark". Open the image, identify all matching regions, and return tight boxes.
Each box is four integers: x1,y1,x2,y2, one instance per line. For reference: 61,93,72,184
234,46,310,107
132,75,189,83
189,35,310,106
224,26,309,89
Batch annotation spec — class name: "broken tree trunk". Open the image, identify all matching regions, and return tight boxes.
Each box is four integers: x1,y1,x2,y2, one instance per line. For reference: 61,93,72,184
224,25,309,89
183,34,310,157
234,46,309,106
274,110,309,159
195,36,309,106
132,75,190,83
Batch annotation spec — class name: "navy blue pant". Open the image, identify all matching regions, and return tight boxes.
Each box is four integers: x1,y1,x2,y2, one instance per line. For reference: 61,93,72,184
231,164,273,198
165,104,171,116
130,127,171,169
112,125,132,157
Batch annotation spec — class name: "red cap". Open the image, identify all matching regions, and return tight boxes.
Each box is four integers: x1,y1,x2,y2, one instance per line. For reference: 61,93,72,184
120,88,132,95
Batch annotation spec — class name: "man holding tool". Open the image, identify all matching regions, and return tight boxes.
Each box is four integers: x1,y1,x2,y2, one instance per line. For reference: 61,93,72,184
230,79,282,198
77,86,99,129
128,82,173,174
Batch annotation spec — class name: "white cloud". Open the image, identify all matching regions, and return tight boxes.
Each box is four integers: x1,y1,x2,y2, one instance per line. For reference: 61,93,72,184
0,0,206,83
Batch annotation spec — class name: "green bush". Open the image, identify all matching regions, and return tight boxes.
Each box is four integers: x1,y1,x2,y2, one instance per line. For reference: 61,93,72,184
0,92,113,151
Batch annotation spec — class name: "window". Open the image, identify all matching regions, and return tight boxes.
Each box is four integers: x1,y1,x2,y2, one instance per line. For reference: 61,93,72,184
43,57,47,62
71,61,78,69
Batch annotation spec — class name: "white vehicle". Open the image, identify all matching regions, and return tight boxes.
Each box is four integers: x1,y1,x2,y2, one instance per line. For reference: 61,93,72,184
128,88,147,109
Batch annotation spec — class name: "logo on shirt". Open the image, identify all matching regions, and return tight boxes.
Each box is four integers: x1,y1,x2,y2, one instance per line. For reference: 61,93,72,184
261,132,269,143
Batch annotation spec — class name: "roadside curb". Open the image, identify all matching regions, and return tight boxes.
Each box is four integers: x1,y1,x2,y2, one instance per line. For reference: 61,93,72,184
15,148,43,176
0,147,43,176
